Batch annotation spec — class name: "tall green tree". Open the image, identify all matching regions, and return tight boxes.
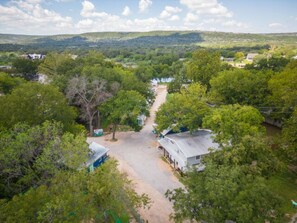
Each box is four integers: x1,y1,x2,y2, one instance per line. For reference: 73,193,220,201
12,58,40,81
38,52,76,77
281,108,297,164
203,104,265,146
0,121,88,198
0,72,26,94
245,57,290,72
0,82,78,132
186,49,220,89
115,66,153,100
156,83,210,133
100,90,148,140
234,51,245,62
166,162,282,223
209,69,272,107
38,52,78,91
0,160,150,222
268,60,297,119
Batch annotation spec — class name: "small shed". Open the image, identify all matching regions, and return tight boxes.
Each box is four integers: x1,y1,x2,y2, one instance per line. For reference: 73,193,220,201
86,142,109,171
137,114,147,126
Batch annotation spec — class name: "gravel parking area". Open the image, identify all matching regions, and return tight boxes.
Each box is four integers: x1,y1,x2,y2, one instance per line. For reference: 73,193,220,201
87,85,183,222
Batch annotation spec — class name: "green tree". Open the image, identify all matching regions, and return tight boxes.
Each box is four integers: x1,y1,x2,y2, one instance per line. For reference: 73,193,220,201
134,64,154,83
166,162,282,223
186,49,220,89
203,104,265,146
100,90,148,141
209,69,272,107
38,52,78,91
0,121,88,198
0,82,78,132
167,64,187,94
115,67,153,100
208,134,281,177
38,52,76,77
0,160,150,222
0,72,26,94
156,83,210,133
246,57,290,72
12,58,40,81
281,108,297,164
268,60,297,119
234,51,245,62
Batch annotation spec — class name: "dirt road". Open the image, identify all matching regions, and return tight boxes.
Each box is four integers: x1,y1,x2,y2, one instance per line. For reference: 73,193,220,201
88,85,183,222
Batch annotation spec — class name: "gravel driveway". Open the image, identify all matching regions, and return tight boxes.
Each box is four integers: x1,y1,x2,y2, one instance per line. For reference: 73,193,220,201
87,85,183,222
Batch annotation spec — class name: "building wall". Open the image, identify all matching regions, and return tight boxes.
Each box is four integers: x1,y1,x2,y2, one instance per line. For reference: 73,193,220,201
187,156,201,166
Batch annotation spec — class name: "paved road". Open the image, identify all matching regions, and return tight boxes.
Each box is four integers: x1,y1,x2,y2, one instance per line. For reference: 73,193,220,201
88,85,183,222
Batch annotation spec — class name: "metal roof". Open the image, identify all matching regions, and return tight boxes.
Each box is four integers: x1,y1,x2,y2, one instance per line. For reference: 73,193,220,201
159,129,219,159
86,142,109,167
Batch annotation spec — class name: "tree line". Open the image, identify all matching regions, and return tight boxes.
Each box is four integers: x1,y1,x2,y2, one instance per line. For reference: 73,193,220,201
156,49,297,222
0,51,152,222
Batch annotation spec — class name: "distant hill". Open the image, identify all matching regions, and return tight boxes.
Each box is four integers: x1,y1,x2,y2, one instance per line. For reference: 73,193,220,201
0,31,296,51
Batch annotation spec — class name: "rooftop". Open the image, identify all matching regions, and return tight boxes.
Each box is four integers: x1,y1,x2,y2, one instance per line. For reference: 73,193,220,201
159,129,219,158
86,142,109,167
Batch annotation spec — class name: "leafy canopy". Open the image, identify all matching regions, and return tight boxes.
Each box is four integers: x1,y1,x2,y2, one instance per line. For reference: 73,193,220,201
268,60,297,119
166,162,283,223
186,49,221,89
155,83,210,133
100,90,148,140
210,69,272,107
0,72,26,94
0,82,78,132
203,104,265,146
0,160,150,223
0,121,88,198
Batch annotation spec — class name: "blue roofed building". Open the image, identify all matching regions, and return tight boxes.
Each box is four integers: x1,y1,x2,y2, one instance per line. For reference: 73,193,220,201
86,142,109,172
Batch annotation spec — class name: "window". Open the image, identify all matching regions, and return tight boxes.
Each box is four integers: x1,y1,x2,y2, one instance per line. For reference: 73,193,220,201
195,155,201,160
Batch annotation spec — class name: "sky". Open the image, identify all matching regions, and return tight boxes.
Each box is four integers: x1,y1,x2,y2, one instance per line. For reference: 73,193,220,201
0,0,296,35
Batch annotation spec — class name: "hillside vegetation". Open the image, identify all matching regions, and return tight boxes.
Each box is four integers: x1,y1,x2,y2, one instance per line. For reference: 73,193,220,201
0,31,296,51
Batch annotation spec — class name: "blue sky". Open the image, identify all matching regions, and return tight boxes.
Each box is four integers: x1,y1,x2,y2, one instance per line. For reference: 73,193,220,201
0,0,296,35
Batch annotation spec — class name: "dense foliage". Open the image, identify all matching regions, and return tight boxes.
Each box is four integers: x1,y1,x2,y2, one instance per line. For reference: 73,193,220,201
0,82,78,133
186,49,221,89
155,83,210,133
0,160,150,222
0,36,296,222
100,90,148,140
0,121,88,198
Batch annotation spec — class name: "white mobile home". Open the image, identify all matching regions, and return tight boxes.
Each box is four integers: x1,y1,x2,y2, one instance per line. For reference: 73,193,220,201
158,129,219,172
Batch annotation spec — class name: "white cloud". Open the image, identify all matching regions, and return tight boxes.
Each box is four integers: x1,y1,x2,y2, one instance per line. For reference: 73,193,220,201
81,0,95,15
139,0,152,12
80,0,108,18
269,23,283,28
169,15,180,21
122,6,131,16
160,6,182,19
180,0,249,31
180,0,232,18
76,19,93,29
0,0,73,34
184,12,199,23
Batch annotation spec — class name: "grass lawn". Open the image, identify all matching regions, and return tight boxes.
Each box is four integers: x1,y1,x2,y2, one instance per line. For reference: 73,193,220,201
268,171,297,216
